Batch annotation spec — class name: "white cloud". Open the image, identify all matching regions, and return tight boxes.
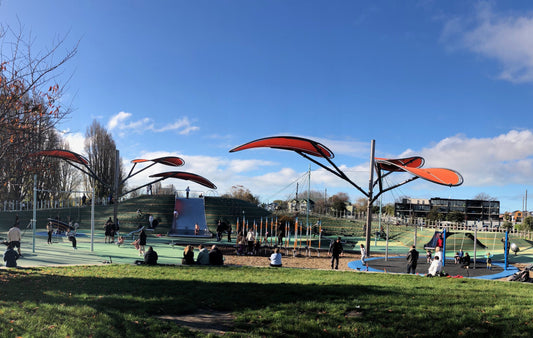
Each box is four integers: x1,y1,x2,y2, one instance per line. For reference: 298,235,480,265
61,130,86,155
409,130,533,187
441,4,533,83
107,112,199,136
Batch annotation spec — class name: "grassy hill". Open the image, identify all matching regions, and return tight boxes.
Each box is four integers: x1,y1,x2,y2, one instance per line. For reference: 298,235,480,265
0,195,271,235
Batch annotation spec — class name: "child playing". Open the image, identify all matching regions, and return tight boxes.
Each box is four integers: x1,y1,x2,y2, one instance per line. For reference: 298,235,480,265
426,250,432,263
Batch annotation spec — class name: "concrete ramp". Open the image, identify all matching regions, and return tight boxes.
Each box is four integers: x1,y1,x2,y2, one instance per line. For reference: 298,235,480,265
169,198,211,237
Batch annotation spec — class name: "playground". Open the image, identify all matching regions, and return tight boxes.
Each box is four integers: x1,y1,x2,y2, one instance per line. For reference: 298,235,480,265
6,220,531,283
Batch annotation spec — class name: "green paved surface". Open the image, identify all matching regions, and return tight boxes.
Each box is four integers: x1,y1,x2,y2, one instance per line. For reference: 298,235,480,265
6,228,532,268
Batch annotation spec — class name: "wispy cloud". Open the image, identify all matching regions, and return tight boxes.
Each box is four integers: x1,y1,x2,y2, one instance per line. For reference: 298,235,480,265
441,3,533,83
107,112,199,136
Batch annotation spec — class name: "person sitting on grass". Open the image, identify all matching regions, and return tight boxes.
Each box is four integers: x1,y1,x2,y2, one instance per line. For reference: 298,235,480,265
427,256,442,277
269,247,282,267
196,244,210,265
3,243,19,268
182,245,195,265
144,246,158,265
209,245,224,265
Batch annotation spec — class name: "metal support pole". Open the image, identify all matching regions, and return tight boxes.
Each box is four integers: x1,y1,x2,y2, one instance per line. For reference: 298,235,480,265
91,185,95,252
32,174,37,253
365,140,375,257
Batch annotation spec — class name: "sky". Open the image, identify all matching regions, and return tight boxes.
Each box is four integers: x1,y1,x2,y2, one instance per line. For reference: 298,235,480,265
1,1,533,212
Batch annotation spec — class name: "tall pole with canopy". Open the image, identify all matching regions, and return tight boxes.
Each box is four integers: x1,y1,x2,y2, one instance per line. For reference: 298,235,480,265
230,136,463,257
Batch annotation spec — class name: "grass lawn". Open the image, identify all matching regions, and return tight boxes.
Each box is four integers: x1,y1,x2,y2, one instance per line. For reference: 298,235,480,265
0,264,532,337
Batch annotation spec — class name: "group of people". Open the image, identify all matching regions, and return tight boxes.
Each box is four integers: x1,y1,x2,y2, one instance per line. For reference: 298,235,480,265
182,244,224,266
453,249,472,269
104,217,120,244
3,223,22,267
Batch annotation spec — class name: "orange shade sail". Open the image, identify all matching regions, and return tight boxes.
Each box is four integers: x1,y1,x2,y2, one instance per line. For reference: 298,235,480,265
375,156,424,171
377,159,463,186
230,136,334,159
149,171,217,189
32,149,89,165
131,156,185,167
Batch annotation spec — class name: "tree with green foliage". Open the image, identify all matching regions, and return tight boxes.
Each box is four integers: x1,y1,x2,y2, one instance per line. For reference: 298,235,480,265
446,211,465,223
426,207,443,222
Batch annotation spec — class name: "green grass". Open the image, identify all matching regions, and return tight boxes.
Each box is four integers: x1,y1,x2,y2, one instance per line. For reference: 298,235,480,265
0,265,531,337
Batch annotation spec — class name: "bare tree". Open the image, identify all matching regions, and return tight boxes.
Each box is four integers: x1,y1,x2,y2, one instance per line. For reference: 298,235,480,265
473,193,496,201
221,185,260,205
84,120,124,201
0,22,77,201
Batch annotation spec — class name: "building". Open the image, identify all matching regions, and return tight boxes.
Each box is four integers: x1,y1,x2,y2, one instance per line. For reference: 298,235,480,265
288,198,315,213
395,197,500,223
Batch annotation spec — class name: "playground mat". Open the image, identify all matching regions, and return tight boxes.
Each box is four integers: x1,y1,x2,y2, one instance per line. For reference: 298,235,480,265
348,256,518,280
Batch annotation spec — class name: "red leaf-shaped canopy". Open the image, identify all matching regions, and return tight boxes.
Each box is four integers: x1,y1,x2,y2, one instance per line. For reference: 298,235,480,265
32,149,89,165
377,159,463,186
375,157,424,172
131,156,185,167
150,171,217,189
230,136,334,159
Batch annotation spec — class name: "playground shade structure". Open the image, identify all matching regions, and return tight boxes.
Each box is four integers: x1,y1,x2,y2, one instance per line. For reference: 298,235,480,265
149,172,217,189
230,136,334,158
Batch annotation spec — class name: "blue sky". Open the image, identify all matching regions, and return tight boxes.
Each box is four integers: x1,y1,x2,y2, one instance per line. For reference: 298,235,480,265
2,1,533,212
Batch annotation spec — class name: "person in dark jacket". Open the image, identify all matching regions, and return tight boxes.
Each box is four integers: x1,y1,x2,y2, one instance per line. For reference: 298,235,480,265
209,245,224,265
143,246,158,265
406,245,419,274
182,245,195,265
139,228,147,256
3,244,19,268
328,237,344,270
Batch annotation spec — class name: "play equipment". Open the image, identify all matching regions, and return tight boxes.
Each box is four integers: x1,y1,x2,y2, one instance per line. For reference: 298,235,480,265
511,243,520,255
169,197,210,237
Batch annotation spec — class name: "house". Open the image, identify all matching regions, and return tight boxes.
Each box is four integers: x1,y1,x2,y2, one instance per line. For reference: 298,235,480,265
288,198,315,212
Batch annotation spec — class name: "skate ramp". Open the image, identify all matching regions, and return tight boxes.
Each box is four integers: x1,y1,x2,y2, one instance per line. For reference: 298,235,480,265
169,198,210,237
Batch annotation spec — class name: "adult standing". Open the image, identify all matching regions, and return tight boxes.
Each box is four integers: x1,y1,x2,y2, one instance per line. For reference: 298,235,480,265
46,221,54,245
139,228,147,256
328,237,344,270
186,186,190,199
104,217,113,243
360,244,367,268
148,214,154,228
7,224,22,257
406,245,419,274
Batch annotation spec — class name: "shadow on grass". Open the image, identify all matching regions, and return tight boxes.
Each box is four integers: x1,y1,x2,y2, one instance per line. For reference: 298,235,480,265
0,266,530,337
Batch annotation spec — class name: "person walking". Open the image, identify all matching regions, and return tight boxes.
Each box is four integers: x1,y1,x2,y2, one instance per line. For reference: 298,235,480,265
328,237,344,270
406,245,419,274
